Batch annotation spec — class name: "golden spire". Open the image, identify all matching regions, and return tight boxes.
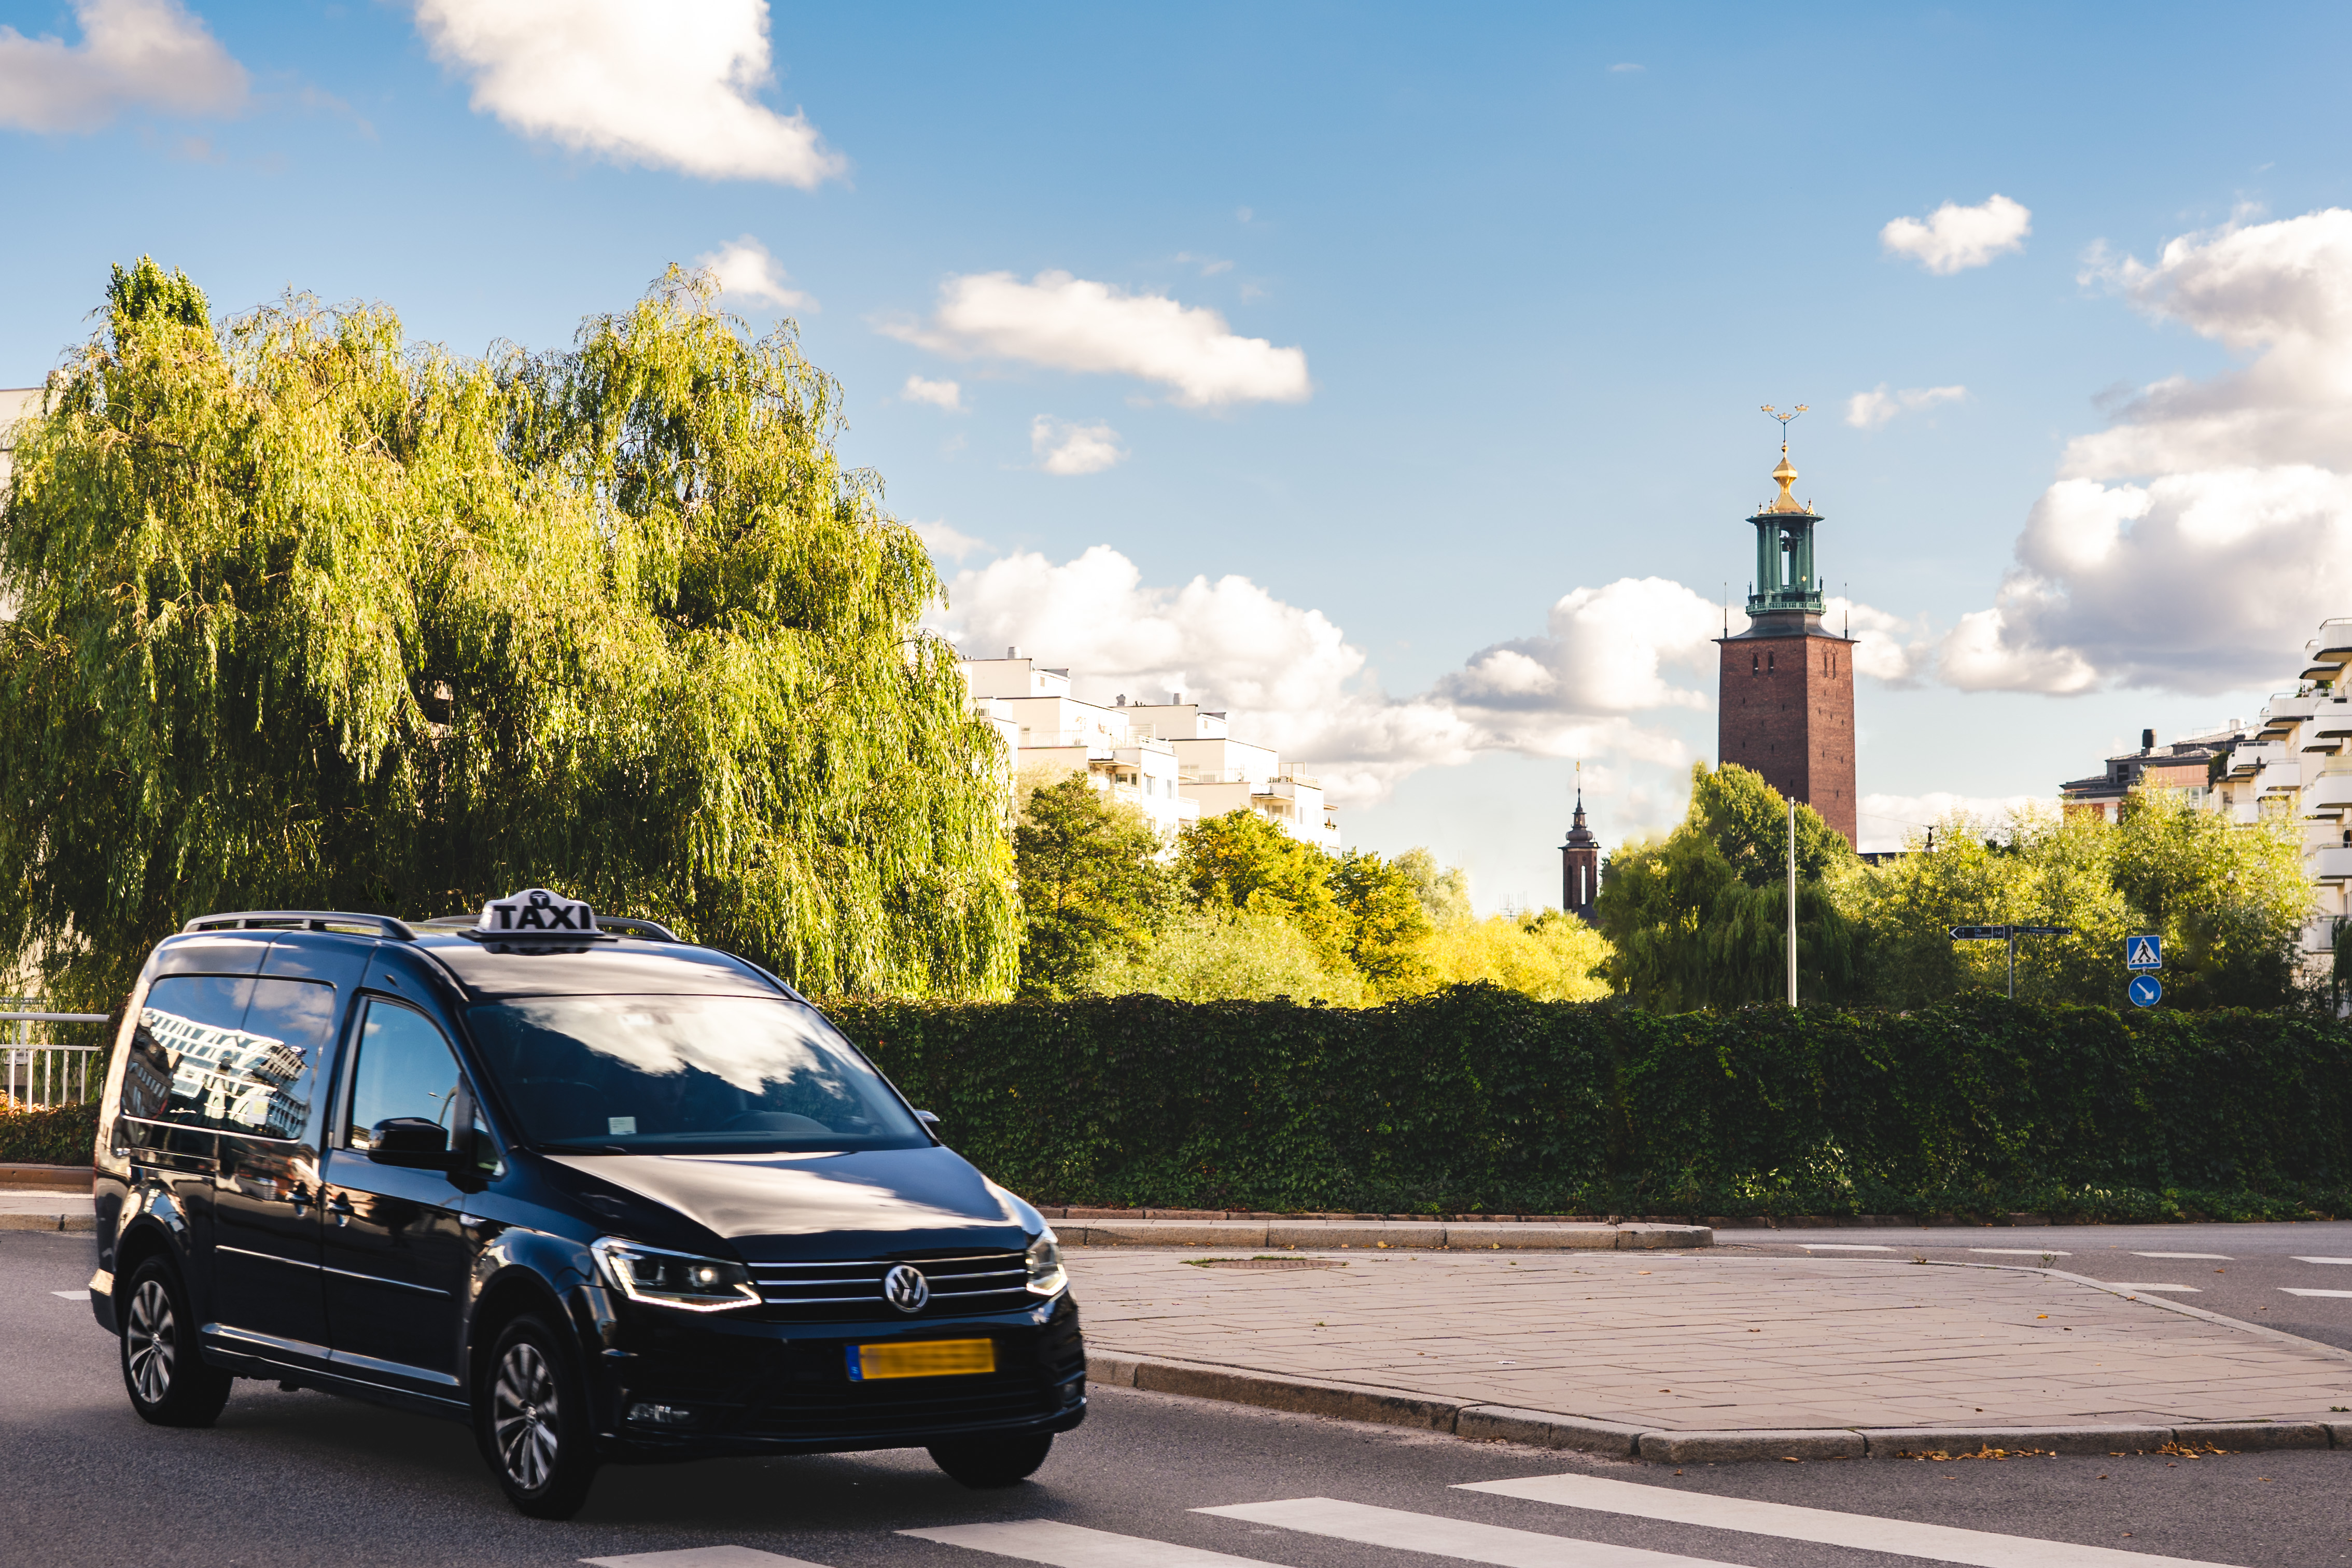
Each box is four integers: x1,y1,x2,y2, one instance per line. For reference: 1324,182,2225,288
1758,402,1811,514
1768,446,1807,513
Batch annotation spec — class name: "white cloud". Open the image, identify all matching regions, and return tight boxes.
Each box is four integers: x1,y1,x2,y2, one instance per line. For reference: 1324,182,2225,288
1844,383,1968,430
0,0,246,132
886,271,1310,408
901,374,963,412
1940,209,2352,694
1030,417,1126,477
935,550,1929,807
410,0,844,185
1607,62,1644,73
696,235,814,311
1827,597,1935,686
909,519,983,563
1879,194,2032,275
1856,792,2047,854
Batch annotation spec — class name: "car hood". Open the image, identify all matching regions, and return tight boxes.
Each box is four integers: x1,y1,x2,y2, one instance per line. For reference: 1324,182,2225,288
544,1145,1039,1261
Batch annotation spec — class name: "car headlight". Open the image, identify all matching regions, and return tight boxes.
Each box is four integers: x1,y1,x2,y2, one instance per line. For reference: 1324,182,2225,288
591,1237,761,1313
1025,1229,1068,1297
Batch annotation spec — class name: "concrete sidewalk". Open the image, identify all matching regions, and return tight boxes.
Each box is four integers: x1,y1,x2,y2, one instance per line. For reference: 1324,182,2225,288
1059,1217,1709,1250
0,1191,92,1231
1068,1247,2352,1460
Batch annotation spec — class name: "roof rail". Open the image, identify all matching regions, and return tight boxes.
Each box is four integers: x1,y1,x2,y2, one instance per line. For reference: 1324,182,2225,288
181,910,417,941
411,914,680,942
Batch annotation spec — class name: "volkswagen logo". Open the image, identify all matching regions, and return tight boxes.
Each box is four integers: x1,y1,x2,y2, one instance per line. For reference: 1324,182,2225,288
883,1264,930,1314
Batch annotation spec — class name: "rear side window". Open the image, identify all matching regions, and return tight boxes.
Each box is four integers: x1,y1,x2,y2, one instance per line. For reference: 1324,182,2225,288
125,975,335,1140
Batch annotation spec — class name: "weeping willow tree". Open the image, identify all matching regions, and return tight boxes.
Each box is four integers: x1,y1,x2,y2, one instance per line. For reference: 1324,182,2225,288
1594,763,1859,1010
0,258,1017,1009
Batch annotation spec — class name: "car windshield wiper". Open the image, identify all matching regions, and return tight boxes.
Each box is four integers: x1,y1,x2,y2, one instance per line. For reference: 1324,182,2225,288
536,1141,631,1154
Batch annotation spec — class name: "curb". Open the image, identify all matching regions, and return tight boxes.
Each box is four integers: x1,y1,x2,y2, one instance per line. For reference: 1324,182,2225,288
0,1164,92,1194
1061,1221,1710,1251
1082,1351,2352,1461
0,1213,92,1232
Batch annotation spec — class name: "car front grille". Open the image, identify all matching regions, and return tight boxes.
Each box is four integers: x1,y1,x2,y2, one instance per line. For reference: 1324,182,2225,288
736,1370,1065,1441
749,1250,1032,1322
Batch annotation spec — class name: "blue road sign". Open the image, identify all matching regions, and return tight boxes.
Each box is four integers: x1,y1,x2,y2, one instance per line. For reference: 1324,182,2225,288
2129,974,2163,1007
2125,934,2163,971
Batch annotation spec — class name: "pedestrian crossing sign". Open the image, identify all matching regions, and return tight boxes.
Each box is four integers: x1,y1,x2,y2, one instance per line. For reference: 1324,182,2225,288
2125,934,2162,971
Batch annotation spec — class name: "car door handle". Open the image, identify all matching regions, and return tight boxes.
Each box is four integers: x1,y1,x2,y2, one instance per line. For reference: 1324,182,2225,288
325,1194,355,1227
286,1187,313,1213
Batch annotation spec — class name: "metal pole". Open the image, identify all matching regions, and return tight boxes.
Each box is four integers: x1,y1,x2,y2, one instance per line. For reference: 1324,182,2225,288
1786,799,1798,1007
2008,932,2017,1001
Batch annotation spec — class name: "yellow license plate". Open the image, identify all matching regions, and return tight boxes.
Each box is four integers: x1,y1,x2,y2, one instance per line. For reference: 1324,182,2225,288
849,1338,996,1381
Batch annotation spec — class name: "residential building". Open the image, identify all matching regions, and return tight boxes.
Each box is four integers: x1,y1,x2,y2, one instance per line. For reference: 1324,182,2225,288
959,649,1341,852
2059,725,2246,823
2216,619,2352,970
0,386,39,492
1715,437,1859,846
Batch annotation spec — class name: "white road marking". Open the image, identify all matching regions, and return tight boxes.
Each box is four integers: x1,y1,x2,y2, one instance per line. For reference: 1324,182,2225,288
1459,1471,2245,1568
2278,1288,2352,1298
582,1550,832,1568
2129,1252,2230,1260
50,1290,88,1301
1196,1499,1745,1568
2106,1283,2199,1292
905,1520,1273,1567
1968,1249,2070,1256
2292,1256,2352,1265
1792,1243,1892,1251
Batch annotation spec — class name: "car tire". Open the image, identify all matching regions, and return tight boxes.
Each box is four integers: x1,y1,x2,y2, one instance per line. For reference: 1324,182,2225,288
928,1432,1054,1488
476,1313,600,1519
120,1257,233,1428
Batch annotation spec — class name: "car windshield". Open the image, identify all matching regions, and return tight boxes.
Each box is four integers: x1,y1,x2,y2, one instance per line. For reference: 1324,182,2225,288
465,995,928,1153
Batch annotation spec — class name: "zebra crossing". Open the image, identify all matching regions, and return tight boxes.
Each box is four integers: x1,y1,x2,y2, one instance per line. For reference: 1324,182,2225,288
583,1471,2244,1568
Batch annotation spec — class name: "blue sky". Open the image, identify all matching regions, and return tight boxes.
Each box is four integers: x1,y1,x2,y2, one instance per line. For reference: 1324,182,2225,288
6,1,2351,911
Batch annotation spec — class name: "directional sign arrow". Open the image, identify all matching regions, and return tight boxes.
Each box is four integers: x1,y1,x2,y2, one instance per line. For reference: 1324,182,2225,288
2129,973,2164,1008
2012,926,2074,936
1949,925,2011,940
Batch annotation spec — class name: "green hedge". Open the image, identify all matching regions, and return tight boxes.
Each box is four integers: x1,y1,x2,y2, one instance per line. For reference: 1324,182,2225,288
0,1102,100,1166
830,987,2352,1221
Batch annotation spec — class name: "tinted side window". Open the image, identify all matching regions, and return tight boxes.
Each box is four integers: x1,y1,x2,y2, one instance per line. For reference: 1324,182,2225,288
128,975,333,1139
345,1000,464,1150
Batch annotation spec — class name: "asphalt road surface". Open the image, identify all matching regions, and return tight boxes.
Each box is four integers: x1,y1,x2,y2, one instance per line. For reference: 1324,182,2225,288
1721,1220,2352,1351
6,1228,2350,1568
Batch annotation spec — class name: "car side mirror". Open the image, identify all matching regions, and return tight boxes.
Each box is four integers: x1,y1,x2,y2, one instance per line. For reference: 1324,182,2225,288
915,1110,940,1128
368,1116,455,1169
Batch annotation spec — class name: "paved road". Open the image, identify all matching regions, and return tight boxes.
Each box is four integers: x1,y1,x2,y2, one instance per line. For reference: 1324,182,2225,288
1722,1221,2352,1351
6,1229,2349,1568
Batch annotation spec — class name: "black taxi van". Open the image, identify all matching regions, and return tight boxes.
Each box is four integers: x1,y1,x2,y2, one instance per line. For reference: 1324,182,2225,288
86,888,1083,1518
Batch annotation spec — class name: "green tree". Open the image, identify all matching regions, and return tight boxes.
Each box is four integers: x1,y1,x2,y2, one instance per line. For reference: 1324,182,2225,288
1391,846,1473,927
1328,848,1433,993
1081,906,1367,1005
1013,774,1173,998
1849,794,2310,1010
0,260,1017,1008
1594,763,1858,1010
1175,808,1347,963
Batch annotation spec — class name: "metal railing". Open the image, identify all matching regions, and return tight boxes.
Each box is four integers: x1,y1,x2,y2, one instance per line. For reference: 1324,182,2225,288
0,1004,110,1111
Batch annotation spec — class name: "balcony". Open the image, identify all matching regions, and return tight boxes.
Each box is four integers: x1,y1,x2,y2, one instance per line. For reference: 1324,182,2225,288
2302,772,2352,819
2308,699,2352,741
2258,758,2305,795
2307,847,2352,883
2227,740,2287,778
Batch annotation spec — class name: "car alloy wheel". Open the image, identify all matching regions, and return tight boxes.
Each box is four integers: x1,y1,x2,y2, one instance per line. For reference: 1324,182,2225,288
124,1279,175,1406
492,1341,561,1491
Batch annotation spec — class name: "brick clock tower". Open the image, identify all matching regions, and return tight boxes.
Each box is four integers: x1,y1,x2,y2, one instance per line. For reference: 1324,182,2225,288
1560,777,1600,924
1715,435,1858,847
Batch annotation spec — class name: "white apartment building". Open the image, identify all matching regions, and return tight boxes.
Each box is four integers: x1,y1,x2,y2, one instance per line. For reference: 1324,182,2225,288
2213,618,2352,974
0,386,40,491
960,649,1342,853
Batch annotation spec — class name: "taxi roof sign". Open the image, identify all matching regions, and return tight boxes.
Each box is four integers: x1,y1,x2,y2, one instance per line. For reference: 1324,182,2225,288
473,887,599,937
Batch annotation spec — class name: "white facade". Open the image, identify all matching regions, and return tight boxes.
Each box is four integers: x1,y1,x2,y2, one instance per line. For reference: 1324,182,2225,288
0,386,39,493
960,651,1341,853
2215,618,2352,972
